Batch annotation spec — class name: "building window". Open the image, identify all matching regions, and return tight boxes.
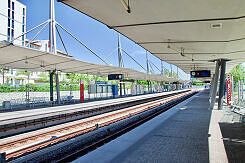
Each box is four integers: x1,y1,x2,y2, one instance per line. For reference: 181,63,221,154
8,18,10,27
11,29,14,38
8,9,11,18
12,11,14,19
7,28,10,37
23,8,25,16
12,2,14,10
8,0,11,8
7,28,10,41
22,25,25,33
22,17,25,24
22,35,24,45
12,20,14,28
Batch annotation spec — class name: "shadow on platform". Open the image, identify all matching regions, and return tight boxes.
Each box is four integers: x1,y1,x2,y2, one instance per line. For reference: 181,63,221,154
220,122,245,163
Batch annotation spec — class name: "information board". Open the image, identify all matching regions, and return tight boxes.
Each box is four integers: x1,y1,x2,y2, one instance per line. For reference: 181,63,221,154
191,70,211,78
108,74,124,80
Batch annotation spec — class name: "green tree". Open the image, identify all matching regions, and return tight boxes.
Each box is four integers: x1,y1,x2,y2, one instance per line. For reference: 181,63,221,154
163,69,178,78
38,72,49,82
16,70,31,76
65,73,81,83
191,78,203,86
230,63,245,83
137,80,148,85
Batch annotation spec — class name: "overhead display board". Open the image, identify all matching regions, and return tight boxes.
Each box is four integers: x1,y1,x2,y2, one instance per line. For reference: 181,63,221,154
108,74,124,80
191,70,211,78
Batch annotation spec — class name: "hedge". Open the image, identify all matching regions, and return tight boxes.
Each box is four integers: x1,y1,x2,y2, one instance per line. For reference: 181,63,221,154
0,83,84,93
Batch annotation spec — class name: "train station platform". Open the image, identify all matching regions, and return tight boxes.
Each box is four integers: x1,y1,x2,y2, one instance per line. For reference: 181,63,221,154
73,89,228,163
0,90,191,138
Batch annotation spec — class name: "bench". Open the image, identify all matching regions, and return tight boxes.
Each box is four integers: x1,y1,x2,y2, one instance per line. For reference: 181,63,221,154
61,96,74,104
231,104,245,122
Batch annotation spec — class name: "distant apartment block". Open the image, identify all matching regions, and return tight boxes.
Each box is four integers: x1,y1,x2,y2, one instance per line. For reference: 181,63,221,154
0,0,26,46
26,40,72,57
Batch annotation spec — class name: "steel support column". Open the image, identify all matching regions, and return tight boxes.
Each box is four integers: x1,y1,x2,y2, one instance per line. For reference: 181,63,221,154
118,33,123,96
55,72,61,104
209,60,220,109
50,71,54,101
49,0,57,54
209,74,215,98
120,82,122,96
218,59,226,110
150,81,153,93
123,83,126,96
147,80,150,92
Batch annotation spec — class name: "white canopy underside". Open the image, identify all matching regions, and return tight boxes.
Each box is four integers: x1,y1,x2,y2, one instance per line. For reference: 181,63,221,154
0,42,179,82
60,0,245,77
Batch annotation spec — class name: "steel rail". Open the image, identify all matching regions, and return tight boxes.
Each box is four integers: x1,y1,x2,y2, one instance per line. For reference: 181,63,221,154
1,91,193,160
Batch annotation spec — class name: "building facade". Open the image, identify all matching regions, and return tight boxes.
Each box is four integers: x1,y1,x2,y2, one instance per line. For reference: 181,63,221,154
0,0,26,45
0,0,27,86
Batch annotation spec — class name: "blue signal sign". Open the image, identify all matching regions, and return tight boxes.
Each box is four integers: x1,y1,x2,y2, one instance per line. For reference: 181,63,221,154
108,74,124,80
191,70,211,78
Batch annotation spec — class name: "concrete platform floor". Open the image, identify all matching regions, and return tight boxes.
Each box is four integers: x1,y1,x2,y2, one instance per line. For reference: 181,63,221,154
73,89,228,163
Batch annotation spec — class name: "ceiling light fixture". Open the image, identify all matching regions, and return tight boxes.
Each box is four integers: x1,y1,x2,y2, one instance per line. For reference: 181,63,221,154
180,48,185,57
25,56,28,64
40,61,45,69
167,39,171,48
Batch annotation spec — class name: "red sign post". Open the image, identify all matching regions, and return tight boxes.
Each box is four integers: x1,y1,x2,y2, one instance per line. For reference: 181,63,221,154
226,74,231,105
80,80,84,102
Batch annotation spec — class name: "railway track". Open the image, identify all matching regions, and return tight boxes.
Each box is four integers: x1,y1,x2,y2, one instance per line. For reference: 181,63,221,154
0,90,196,162
0,90,189,138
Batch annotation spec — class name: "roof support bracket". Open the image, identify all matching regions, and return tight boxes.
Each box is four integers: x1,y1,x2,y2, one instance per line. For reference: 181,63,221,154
120,0,131,13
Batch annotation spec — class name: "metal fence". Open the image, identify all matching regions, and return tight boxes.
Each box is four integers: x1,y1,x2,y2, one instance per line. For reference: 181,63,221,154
0,82,177,110
0,83,81,109
230,80,245,107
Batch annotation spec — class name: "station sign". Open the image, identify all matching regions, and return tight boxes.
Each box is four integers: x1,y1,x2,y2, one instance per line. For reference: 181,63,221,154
226,74,231,105
191,70,211,78
108,74,124,80
95,81,108,85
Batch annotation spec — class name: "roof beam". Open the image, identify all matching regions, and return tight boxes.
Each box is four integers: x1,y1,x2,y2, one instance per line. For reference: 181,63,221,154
111,15,245,28
137,37,245,44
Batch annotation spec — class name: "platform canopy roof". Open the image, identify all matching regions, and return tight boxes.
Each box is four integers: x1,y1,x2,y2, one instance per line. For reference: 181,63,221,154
59,0,245,76
0,42,180,82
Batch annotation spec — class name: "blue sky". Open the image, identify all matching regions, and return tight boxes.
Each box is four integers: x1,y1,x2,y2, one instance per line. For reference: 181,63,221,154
18,0,188,80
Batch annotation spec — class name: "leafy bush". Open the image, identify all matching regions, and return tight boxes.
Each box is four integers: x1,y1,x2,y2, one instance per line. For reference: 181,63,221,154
0,83,87,93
